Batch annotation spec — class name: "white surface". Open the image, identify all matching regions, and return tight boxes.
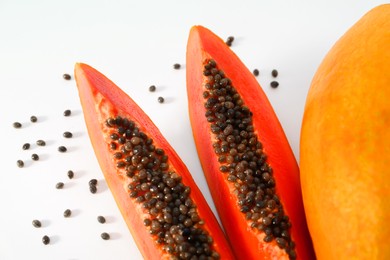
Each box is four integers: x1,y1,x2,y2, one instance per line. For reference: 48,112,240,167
0,1,386,259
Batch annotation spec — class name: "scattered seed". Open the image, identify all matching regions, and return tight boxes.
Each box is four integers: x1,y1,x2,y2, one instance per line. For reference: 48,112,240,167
55,182,64,189
32,219,41,228
226,36,235,46
31,153,39,161
97,216,106,224
157,97,164,103
101,232,110,240
63,209,72,218
63,109,71,116
89,179,98,186
149,85,156,92
13,122,22,128
22,143,30,150
67,170,74,179
58,146,67,153
30,116,37,123
63,131,73,138
173,63,181,70
17,160,24,168
253,69,259,77
89,185,97,194
63,73,71,80
271,69,278,78
270,81,279,88
42,235,50,245
36,140,46,146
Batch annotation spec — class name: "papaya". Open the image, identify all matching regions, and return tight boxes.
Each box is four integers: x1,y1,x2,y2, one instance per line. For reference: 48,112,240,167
300,4,390,259
74,63,235,259
186,26,315,259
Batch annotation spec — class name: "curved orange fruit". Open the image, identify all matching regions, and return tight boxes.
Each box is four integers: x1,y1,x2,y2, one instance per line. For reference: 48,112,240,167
300,4,390,259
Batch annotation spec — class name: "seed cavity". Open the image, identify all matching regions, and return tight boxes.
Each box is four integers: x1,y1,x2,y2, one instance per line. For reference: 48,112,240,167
201,59,295,258
104,115,219,259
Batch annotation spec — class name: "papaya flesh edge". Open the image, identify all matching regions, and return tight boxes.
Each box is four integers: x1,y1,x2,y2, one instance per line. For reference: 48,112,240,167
74,63,235,260
186,25,315,260
300,4,390,260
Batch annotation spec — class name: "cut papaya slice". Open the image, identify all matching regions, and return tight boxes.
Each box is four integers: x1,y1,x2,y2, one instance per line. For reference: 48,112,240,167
186,26,315,259
74,63,235,259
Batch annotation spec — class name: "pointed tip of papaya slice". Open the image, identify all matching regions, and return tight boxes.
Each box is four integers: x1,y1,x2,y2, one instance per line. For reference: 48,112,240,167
186,26,316,260
74,62,236,259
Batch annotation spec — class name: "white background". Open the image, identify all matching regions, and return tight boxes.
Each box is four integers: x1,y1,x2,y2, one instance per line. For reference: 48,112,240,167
0,1,386,259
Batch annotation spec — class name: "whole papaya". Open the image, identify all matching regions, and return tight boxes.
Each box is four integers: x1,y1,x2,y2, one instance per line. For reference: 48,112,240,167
300,4,390,260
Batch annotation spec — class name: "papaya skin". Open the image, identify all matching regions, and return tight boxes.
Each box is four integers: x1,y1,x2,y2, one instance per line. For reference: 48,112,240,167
300,4,390,260
187,26,315,259
74,63,236,260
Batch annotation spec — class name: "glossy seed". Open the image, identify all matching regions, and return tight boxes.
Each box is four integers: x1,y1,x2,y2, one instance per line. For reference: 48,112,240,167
13,122,22,128
63,73,71,80
253,69,259,77
97,216,106,224
36,140,46,146
89,179,98,186
173,63,181,70
271,69,278,77
67,170,74,179
63,131,73,138
17,160,24,168
31,154,39,161
58,146,67,152
270,81,279,88
158,97,165,103
55,182,64,189
63,209,72,218
30,116,38,123
89,185,97,194
149,85,156,92
42,235,50,245
32,219,41,228
22,143,30,150
101,232,110,240
63,109,71,116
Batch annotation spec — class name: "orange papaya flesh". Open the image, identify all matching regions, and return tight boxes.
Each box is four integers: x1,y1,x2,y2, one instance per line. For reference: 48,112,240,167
186,26,315,259
74,63,235,260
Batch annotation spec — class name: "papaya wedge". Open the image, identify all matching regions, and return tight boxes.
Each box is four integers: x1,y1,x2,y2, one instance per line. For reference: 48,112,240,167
186,26,315,259
74,63,235,259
